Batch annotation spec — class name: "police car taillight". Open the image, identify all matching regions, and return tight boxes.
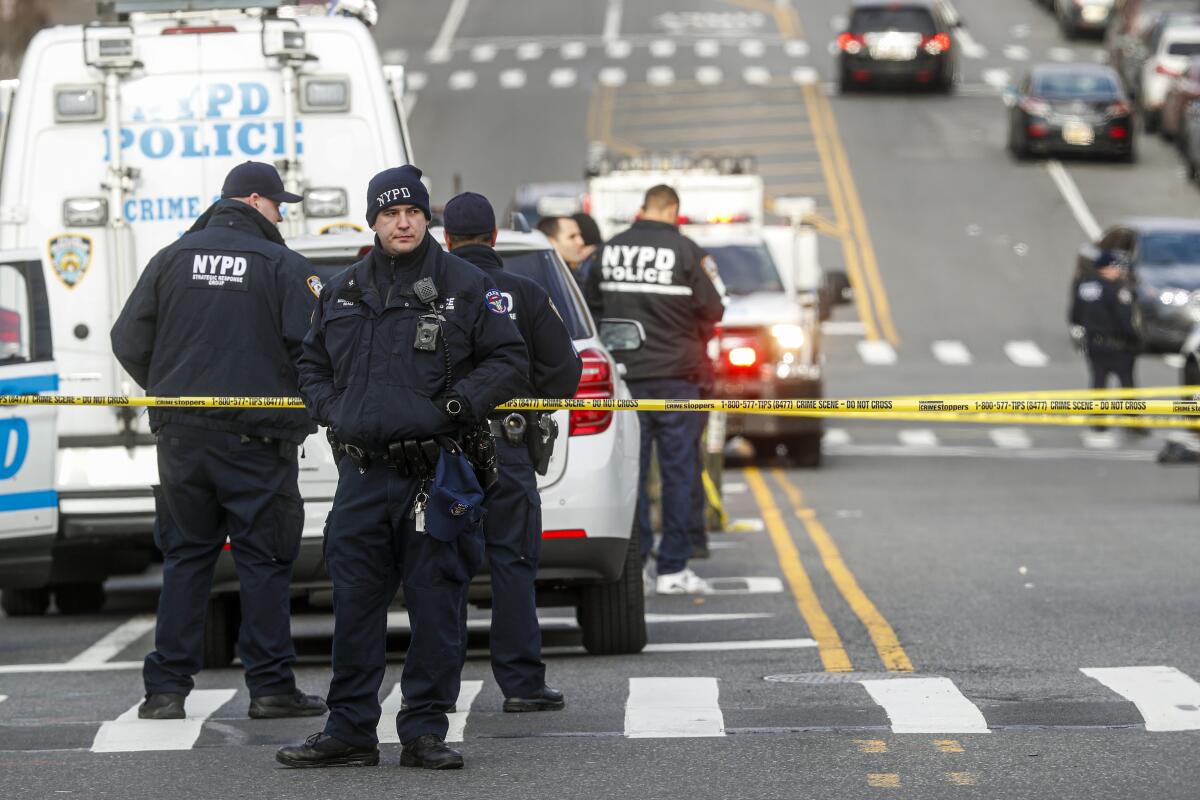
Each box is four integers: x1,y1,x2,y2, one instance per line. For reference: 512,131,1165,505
0,308,21,359
54,85,103,122
570,348,614,437
63,198,108,227
304,188,348,218
300,77,351,113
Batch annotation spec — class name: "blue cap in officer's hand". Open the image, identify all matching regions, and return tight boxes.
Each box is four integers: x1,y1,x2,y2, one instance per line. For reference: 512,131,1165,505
221,161,303,204
444,192,497,237
424,446,485,542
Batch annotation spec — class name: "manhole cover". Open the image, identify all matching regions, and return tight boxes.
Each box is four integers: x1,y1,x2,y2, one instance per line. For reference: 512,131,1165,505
764,672,931,684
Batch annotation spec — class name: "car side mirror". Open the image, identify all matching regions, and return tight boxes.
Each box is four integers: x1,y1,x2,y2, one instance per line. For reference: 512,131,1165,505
599,318,646,353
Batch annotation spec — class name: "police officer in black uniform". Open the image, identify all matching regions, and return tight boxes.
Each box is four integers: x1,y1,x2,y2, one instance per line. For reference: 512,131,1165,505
1070,250,1141,431
111,161,326,721
442,192,582,713
276,167,528,771
583,184,725,595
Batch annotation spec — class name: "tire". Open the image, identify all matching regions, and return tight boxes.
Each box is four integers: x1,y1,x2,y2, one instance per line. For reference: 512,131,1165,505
53,582,106,615
785,433,823,468
577,527,647,656
838,66,854,95
202,594,240,669
1,587,51,617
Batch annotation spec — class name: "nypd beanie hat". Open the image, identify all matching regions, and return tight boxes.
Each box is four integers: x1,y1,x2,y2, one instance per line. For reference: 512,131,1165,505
366,165,430,226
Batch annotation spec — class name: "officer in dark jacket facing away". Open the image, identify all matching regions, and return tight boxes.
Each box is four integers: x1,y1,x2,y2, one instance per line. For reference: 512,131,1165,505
1069,250,1141,432
442,192,582,714
111,161,326,722
583,184,725,595
276,167,529,771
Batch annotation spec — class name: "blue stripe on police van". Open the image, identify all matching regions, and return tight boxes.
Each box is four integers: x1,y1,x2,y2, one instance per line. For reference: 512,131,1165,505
0,490,58,512
0,374,59,396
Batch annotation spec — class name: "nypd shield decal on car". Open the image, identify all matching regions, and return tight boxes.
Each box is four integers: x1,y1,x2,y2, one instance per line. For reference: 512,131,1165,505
47,234,93,289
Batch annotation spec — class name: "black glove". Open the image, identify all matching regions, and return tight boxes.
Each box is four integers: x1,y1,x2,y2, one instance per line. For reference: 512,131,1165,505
435,391,468,422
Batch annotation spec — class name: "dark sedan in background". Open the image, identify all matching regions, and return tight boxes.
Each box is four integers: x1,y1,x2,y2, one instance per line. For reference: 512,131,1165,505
1075,218,1200,352
1008,64,1136,161
837,0,958,93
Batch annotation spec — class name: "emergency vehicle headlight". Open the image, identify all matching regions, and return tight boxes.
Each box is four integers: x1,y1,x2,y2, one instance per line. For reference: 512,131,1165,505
304,188,348,218
54,85,103,122
771,324,805,350
62,197,108,227
300,77,350,113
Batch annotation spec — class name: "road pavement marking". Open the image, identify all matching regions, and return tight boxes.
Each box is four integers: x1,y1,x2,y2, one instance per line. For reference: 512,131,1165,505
606,40,632,59
946,772,978,786
448,70,477,91
68,615,156,666
1163,354,1186,369
792,66,820,86
954,28,988,59
470,43,497,62
934,739,965,753
898,429,939,448
427,0,470,63
0,695,6,705
625,678,725,738
697,66,724,85
516,42,544,61
1081,430,1119,449
855,739,888,753
0,660,143,674
406,71,428,92
931,340,972,365
695,39,720,58
549,67,578,88
446,680,484,742
499,68,527,89
650,39,677,58
740,39,766,58
603,0,623,44
824,428,851,446
1004,340,1049,368
774,471,914,672
858,677,989,733
643,638,815,653
744,467,852,672
1003,44,1030,61
378,684,405,744
599,67,627,87
743,66,772,85
729,517,764,532
1048,46,1074,62
823,320,867,335
647,66,675,86
702,576,785,595
984,68,1011,90
91,689,236,752
989,428,1032,449
723,481,747,494
868,774,901,788
561,41,587,60
382,48,407,65
1045,160,1102,240
785,40,810,57
1082,666,1200,731
857,340,897,365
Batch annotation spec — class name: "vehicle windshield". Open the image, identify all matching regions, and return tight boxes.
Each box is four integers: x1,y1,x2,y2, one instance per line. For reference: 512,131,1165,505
1138,231,1200,288
1033,72,1120,98
1167,39,1200,55
499,249,593,340
703,243,785,296
850,8,936,34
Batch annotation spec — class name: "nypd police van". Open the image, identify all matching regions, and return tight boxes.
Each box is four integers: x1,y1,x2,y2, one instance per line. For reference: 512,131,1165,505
0,0,413,615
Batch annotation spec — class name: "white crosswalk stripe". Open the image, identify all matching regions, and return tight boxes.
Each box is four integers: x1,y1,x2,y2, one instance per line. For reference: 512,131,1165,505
1048,47,1075,63
549,67,578,88
859,677,990,734
784,40,810,57
898,429,939,448
91,690,235,753
499,68,527,89
695,39,720,58
377,680,484,744
1082,666,1200,731
406,71,428,92
599,67,627,87
1081,429,1119,449
1004,340,1049,367
560,41,587,60
989,428,1032,449
792,66,820,86
739,39,766,58
516,42,543,61
1004,44,1030,61
931,340,972,365
469,43,497,62
650,39,677,58
857,340,897,365
823,428,851,446
625,678,725,738
448,70,477,91
696,66,723,85
647,66,675,87
606,40,632,59
743,66,772,86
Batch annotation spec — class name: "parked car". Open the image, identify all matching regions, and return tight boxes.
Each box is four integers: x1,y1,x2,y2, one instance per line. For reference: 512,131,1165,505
1108,2,1200,95
1137,19,1200,130
1158,55,1200,142
1007,64,1136,161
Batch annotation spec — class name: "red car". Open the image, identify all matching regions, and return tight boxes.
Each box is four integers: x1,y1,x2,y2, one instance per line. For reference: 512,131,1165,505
1159,55,1200,143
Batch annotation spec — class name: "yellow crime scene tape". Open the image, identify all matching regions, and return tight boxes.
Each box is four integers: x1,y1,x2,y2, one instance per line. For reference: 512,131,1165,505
0,388,1199,427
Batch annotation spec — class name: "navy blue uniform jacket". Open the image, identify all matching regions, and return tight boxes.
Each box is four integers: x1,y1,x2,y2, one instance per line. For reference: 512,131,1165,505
298,234,530,448
451,243,582,400
110,199,318,444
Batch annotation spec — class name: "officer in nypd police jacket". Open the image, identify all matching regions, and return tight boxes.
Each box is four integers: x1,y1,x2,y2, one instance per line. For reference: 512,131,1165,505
277,166,528,772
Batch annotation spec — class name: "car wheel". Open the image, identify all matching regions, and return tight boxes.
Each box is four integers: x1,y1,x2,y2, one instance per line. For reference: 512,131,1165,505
838,66,855,95
577,527,647,656
202,594,240,669
1009,129,1030,161
1,587,51,617
784,434,823,468
53,582,106,615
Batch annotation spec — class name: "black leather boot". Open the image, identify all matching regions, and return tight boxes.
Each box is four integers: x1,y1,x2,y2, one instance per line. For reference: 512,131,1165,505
400,734,464,770
249,689,328,719
138,693,186,720
503,685,565,713
275,733,379,768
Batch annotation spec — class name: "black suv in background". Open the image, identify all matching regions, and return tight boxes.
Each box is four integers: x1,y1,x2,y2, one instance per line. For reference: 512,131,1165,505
837,0,959,93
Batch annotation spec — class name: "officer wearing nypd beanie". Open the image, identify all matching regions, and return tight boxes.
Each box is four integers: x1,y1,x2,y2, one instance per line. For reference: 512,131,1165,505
111,161,326,722
442,192,582,714
277,165,528,770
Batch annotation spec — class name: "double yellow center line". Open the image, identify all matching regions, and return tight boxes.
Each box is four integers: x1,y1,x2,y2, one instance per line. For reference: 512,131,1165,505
745,466,912,672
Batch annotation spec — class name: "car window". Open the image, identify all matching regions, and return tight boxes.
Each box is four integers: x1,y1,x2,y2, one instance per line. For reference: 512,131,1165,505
850,7,937,34
1033,72,1121,97
1167,38,1200,55
0,263,33,365
499,249,593,340
1137,230,1200,265
702,243,785,296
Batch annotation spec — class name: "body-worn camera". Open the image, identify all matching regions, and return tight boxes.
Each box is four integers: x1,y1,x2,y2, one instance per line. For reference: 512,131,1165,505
414,316,440,351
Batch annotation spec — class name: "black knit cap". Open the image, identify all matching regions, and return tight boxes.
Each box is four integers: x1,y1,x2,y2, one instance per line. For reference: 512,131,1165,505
366,164,430,226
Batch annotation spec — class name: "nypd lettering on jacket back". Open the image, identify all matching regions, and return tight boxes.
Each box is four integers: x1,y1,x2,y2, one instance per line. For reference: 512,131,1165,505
191,252,249,290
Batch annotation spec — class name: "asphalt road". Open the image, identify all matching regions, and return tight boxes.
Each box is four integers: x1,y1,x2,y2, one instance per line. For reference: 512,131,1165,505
3,1,1200,798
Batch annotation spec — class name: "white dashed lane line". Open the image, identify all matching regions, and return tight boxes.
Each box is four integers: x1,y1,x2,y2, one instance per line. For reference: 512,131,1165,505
897,429,940,448
650,39,677,58
648,65,676,86
549,67,578,88
560,40,587,60
697,66,723,85
599,66,627,87
989,428,1032,449
470,43,497,62
931,340,973,365
1003,340,1050,368
695,39,720,58
739,39,766,58
448,70,477,91
743,66,772,86
606,40,633,59
1003,44,1030,61
857,340,898,365
516,42,544,61
499,68,527,89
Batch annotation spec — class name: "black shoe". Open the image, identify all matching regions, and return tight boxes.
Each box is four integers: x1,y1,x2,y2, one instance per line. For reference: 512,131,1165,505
690,542,711,559
400,734,464,770
503,685,565,713
249,689,328,719
275,732,379,769
138,693,186,720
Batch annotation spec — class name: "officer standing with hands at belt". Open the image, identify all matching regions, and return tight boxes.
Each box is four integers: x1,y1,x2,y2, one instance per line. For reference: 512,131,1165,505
276,166,529,771
442,192,582,713
111,161,327,721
